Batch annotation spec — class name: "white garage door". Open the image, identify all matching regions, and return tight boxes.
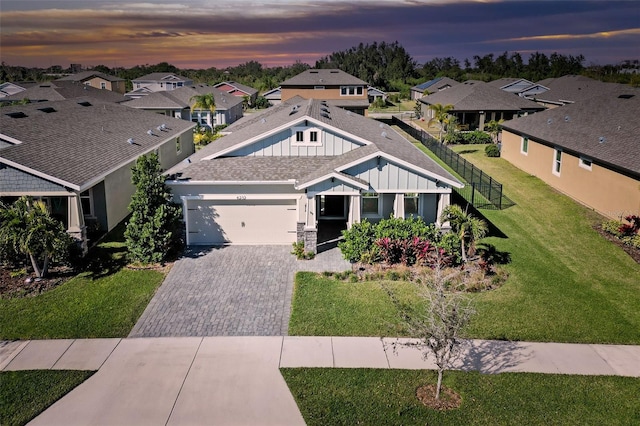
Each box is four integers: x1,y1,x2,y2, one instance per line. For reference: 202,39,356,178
187,199,298,245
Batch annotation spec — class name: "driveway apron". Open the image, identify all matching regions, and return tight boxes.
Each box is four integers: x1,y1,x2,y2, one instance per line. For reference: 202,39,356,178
129,245,350,337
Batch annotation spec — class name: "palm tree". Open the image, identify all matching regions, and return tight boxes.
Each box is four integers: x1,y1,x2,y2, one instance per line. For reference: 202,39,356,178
0,197,69,277
440,204,488,263
427,103,454,143
190,93,216,126
484,119,504,144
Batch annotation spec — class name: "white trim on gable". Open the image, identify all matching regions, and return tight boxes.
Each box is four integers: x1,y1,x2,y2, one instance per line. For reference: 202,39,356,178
295,172,369,191
334,151,464,189
0,133,23,145
202,115,372,160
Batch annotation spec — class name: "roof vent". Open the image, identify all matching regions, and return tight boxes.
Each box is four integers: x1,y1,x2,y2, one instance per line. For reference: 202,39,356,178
547,118,552,125
260,118,266,124
618,94,634,99
310,71,319,74
379,123,385,128
77,101,92,107
321,106,329,113
5,112,28,119
127,138,135,144
38,107,56,113
330,70,339,73
289,105,299,115
564,115,570,122
147,129,155,136
598,136,606,144
320,112,330,119
381,131,388,138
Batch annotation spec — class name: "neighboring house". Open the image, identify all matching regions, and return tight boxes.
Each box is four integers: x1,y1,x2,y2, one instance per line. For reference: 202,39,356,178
0,81,129,104
501,90,640,219
126,73,194,99
123,85,244,127
527,75,629,108
263,86,282,106
280,69,370,115
56,71,127,94
213,81,259,106
165,97,463,252
0,81,34,98
411,77,459,100
418,81,545,130
0,98,195,250
367,86,387,103
486,78,549,97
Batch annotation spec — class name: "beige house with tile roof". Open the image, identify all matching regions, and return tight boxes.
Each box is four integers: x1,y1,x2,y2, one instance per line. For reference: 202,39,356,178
501,90,640,219
0,98,195,249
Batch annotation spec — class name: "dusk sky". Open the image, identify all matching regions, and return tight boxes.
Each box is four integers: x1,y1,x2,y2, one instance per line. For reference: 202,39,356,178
1,0,639,70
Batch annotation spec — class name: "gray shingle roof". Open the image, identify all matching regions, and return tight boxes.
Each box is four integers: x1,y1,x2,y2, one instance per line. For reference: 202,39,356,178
419,81,545,111
502,90,640,175
2,81,129,104
174,97,461,188
0,98,195,189
214,81,258,96
123,85,242,110
57,71,124,82
281,69,368,86
411,77,460,93
133,73,191,82
530,75,629,104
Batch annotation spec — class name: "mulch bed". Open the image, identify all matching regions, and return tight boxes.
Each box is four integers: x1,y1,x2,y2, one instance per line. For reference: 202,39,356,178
416,384,462,410
595,225,640,264
0,266,75,298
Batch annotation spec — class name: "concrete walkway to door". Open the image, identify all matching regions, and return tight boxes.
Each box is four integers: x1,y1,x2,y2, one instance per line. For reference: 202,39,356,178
129,245,351,338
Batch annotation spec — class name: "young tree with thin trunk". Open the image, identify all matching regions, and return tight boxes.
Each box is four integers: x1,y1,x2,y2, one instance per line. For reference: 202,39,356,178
427,103,454,142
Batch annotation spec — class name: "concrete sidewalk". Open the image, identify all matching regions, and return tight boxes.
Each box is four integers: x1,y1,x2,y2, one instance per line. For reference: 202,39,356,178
2,337,639,425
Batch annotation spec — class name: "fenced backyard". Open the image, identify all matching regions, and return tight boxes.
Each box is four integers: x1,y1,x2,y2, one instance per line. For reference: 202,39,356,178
390,117,514,210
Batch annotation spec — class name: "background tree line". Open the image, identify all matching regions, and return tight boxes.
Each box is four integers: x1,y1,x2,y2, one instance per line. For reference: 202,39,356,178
2,41,638,93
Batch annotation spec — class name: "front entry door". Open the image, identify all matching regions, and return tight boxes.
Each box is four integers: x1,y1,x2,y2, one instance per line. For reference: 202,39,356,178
318,195,346,219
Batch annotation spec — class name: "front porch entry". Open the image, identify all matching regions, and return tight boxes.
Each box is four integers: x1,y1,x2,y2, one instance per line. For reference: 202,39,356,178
316,195,348,251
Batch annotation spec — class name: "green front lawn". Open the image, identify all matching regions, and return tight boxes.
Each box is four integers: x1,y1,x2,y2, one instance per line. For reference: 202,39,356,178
0,370,94,426
281,368,640,425
0,227,166,340
289,144,640,344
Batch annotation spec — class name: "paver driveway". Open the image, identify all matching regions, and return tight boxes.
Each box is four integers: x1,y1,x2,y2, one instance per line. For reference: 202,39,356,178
129,245,350,337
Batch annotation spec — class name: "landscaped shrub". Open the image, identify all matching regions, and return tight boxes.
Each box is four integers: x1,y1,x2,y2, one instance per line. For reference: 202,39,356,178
374,216,438,241
602,219,623,237
445,131,493,145
485,144,500,157
339,220,378,263
291,241,315,260
601,215,640,249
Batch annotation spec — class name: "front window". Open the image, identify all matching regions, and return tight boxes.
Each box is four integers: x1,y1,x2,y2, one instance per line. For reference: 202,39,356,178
176,136,182,154
553,148,562,175
309,131,318,142
100,82,106,89
362,192,380,216
404,193,419,217
521,136,529,154
80,190,93,217
579,157,592,171
340,85,364,96
291,127,321,145
296,131,304,142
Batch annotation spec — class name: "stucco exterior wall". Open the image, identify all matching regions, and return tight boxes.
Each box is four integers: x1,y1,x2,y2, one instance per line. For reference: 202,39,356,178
85,77,126,94
502,130,640,218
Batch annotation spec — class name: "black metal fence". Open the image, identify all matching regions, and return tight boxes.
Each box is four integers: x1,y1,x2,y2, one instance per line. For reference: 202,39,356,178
391,117,514,210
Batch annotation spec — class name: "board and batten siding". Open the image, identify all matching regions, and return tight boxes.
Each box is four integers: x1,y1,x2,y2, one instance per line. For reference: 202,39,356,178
228,128,362,157
306,180,361,194
344,158,439,191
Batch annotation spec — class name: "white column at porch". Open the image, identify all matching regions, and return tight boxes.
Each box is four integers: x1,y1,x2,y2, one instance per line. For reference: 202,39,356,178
305,194,316,228
67,195,87,254
393,193,405,219
436,192,451,228
347,194,361,229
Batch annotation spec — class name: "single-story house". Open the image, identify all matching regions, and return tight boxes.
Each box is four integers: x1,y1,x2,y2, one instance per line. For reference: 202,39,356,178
500,90,640,219
419,81,546,130
1,81,129,104
126,73,194,99
486,78,549,97
0,81,35,98
123,85,244,127
56,71,127,94
527,75,629,108
367,86,387,103
213,81,259,106
263,86,282,106
411,77,459,100
0,98,195,250
166,97,463,252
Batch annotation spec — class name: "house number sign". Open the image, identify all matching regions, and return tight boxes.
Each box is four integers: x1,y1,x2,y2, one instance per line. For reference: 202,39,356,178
236,195,247,200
